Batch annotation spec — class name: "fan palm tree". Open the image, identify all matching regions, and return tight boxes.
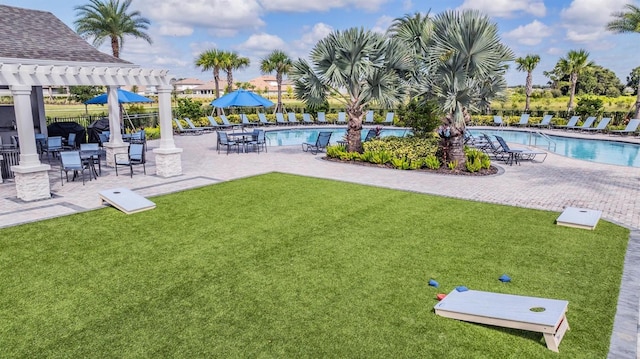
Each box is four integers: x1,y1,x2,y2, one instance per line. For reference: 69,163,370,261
419,10,512,164
290,27,411,153
195,49,227,99
74,0,152,58
223,52,250,93
260,50,293,113
515,54,541,112
607,4,640,118
387,12,432,93
557,49,593,112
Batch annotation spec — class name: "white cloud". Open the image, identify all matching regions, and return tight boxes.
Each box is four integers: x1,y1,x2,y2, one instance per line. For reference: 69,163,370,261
402,0,413,11
237,33,287,55
457,0,546,18
158,23,193,37
293,23,334,50
372,15,394,34
503,20,552,46
560,0,628,42
257,0,389,12
546,47,565,56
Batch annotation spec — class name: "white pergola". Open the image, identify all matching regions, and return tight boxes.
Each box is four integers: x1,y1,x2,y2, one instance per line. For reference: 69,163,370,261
1,59,182,201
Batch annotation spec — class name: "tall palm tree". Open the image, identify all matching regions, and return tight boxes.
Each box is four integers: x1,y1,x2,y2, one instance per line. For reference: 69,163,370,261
515,54,540,112
74,0,152,58
607,4,640,118
557,49,593,112
413,10,513,164
223,52,250,93
291,27,411,153
387,12,432,93
260,50,292,113
195,49,227,99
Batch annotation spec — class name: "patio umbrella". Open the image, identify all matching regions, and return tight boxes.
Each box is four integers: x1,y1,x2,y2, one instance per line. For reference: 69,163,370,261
211,89,274,108
84,88,153,105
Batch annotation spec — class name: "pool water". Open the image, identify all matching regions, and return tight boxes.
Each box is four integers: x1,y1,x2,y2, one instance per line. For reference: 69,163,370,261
265,128,411,146
470,129,640,167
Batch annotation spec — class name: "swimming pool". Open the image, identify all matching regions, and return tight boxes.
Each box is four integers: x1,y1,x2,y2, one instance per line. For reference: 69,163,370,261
469,129,640,167
266,128,411,146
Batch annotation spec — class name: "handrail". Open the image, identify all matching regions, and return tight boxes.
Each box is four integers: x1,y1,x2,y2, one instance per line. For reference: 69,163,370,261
529,131,556,151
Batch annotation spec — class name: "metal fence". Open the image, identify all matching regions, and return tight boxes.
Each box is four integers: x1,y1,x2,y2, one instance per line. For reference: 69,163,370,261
46,112,160,131
0,148,20,179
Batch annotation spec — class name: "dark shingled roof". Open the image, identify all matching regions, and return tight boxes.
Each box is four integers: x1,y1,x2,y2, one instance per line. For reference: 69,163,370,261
0,5,131,65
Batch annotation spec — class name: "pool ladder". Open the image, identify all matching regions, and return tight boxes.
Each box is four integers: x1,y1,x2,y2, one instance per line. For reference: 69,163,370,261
529,131,557,151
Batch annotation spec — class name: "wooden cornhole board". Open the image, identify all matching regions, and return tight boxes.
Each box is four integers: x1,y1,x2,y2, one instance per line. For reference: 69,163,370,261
434,289,569,352
556,207,602,230
99,188,155,214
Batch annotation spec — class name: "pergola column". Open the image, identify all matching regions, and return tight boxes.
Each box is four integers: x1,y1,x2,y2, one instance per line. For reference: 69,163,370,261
103,85,128,167
153,84,182,177
10,85,51,201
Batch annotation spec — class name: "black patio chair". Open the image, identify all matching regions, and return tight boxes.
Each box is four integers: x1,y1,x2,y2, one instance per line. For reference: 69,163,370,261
302,131,332,155
114,143,146,177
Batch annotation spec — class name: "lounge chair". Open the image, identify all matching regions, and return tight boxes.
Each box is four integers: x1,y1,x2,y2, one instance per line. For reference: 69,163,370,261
464,132,490,150
219,114,242,129
567,116,596,131
514,114,530,127
60,150,90,185
493,116,505,127
302,131,332,155
184,117,214,132
364,110,374,124
317,112,328,125
302,113,315,125
173,118,203,135
581,117,611,133
364,129,377,142
258,113,275,126
553,116,580,130
609,118,640,136
479,133,505,160
216,131,240,154
240,114,258,127
206,116,234,129
495,135,547,164
287,112,299,125
337,112,347,125
530,114,553,128
382,112,394,125
275,112,288,125
114,143,146,177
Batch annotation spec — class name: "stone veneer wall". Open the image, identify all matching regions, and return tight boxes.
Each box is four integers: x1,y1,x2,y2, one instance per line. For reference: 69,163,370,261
14,169,50,201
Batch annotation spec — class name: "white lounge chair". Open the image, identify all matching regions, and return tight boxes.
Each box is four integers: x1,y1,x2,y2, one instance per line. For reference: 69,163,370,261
530,115,553,128
553,116,580,130
581,117,611,133
609,118,640,136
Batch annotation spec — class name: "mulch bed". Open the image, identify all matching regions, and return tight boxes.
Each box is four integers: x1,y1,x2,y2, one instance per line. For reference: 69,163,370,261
322,156,499,176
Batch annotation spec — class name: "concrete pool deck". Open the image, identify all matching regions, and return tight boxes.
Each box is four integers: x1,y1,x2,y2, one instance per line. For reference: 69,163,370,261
0,125,639,357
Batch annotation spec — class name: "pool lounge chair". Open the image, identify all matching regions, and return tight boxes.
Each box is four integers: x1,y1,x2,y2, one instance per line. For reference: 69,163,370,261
609,118,640,136
287,112,300,125
581,117,611,133
495,135,547,164
275,112,288,125
567,116,596,131
258,113,275,126
493,116,505,127
207,116,235,129
514,114,530,127
173,118,203,135
530,115,553,128
364,110,374,124
240,114,259,127
317,112,328,125
302,131,332,155
553,116,580,130
184,117,215,132
302,113,315,124
337,112,347,125
382,112,394,125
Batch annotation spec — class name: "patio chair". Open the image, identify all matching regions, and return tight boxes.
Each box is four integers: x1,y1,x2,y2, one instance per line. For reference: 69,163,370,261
258,113,275,126
219,114,242,130
43,136,63,161
302,113,315,124
364,129,377,142
248,129,267,153
567,116,596,131
217,131,240,154
581,117,611,133
275,112,288,125
553,116,580,130
317,112,328,124
514,114,530,127
80,142,102,177
184,117,215,132
240,114,259,127
530,115,553,128
493,116,505,127
302,131,332,155
464,132,491,150
115,143,146,177
206,116,234,129
337,112,347,124
480,133,507,160
383,112,394,125
98,131,110,147
60,150,90,185
287,112,299,125
495,135,547,164
364,110,374,124
63,132,77,150
173,118,203,135
609,118,640,136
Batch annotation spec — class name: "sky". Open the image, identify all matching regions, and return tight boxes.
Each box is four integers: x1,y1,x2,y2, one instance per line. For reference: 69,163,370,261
1,0,638,87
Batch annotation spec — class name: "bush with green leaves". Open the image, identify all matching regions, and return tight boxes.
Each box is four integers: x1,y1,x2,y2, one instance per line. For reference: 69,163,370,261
424,155,441,169
396,98,441,137
465,147,491,171
575,96,604,117
391,157,410,170
363,136,438,162
175,97,204,120
447,160,458,170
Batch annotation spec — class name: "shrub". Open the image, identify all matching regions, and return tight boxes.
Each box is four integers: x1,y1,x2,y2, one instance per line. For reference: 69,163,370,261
409,158,424,170
144,127,160,140
371,150,392,164
326,145,345,158
396,98,441,137
424,155,441,169
465,157,482,172
465,147,491,171
391,157,410,170
363,137,438,162
447,160,458,170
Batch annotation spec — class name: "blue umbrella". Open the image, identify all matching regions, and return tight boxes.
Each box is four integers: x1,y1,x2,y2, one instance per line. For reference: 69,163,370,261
211,89,274,108
85,89,153,104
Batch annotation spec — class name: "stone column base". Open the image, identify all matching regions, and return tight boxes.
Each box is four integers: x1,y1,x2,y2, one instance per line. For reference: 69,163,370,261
12,164,51,201
103,142,129,167
154,147,183,177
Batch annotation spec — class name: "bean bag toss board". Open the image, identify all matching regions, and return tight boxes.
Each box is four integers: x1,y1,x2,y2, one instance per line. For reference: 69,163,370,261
99,188,155,214
434,289,569,352
556,207,602,230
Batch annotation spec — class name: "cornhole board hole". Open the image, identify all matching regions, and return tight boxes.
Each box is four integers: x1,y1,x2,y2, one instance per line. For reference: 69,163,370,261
556,207,602,230
99,188,155,214
434,289,569,352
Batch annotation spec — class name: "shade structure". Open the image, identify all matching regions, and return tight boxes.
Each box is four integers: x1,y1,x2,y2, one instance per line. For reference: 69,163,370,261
85,89,153,104
211,89,274,108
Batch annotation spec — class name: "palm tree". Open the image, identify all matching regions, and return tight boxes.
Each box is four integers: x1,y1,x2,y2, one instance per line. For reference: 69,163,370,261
396,10,513,165
557,49,593,112
195,49,227,99
387,12,432,93
291,27,411,153
74,0,152,58
260,50,292,113
607,4,640,118
223,52,250,93
515,54,541,112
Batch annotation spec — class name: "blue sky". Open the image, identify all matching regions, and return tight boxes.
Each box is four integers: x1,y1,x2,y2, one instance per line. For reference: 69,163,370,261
1,0,638,87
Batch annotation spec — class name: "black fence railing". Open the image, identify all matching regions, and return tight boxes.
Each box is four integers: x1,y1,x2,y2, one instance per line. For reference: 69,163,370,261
46,113,160,131
0,148,20,179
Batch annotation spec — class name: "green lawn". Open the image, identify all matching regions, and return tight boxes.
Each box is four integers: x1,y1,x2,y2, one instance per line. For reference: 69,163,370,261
0,173,629,358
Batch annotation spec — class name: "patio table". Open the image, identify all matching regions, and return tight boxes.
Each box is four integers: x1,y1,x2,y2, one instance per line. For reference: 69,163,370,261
227,132,256,153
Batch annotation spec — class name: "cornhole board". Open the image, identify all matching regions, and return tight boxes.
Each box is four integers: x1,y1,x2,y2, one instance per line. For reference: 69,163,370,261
99,188,155,214
434,289,569,352
556,207,602,230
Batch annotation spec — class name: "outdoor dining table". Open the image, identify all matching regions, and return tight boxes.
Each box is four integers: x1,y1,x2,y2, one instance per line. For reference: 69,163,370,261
79,148,105,178
227,132,256,153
